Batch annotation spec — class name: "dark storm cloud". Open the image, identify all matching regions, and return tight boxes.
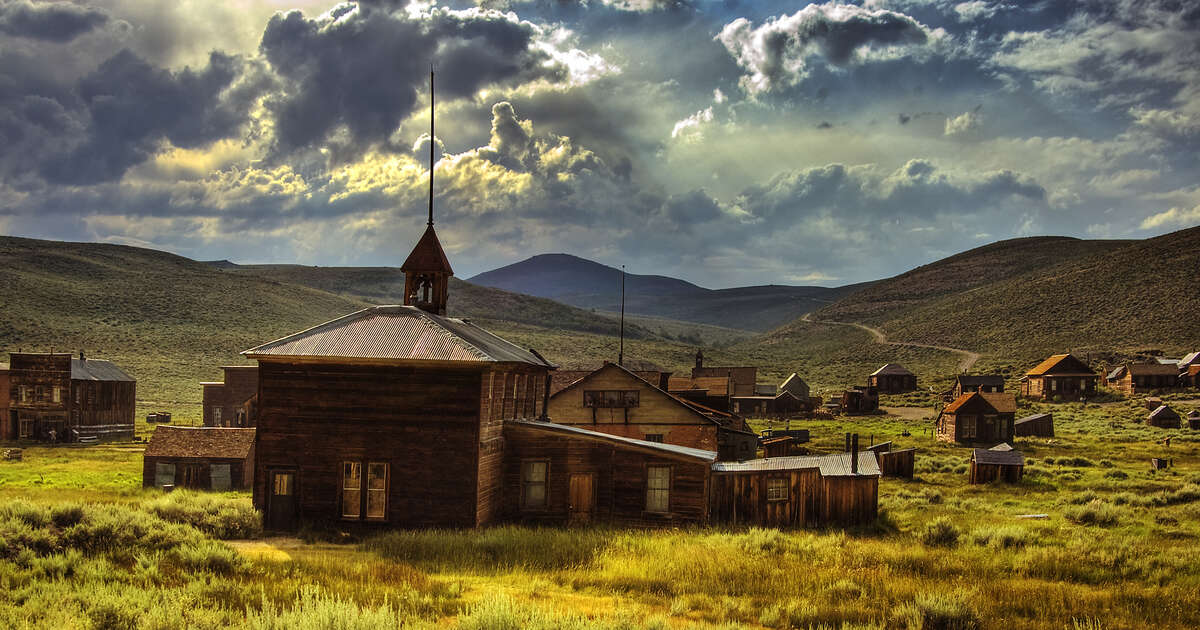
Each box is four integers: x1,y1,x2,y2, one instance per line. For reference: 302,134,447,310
0,0,108,42
38,49,261,185
260,4,567,156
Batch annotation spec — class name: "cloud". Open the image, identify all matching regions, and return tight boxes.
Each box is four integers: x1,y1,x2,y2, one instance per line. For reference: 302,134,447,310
717,3,938,94
944,109,980,136
0,0,108,42
670,107,714,141
1141,205,1200,230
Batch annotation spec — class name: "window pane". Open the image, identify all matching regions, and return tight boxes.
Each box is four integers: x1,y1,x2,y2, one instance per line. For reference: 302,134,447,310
767,478,788,501
523,461,546,483
522,461,547,509
366,463,388,519
525,483,546,508
210,464,231,491
343,462,361,519
273,473,292,496
155,463,175,487
646,466,670,512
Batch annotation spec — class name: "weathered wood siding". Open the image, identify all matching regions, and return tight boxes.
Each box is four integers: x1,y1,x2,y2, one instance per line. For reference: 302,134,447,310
969,462,1023,484
204,366,259,427
142,455,253,489
868,374,916,393
501,423,710,527
878,449,915,478
709,469,823,528
252,360,484,529
0,368,10,441
821,476,878,525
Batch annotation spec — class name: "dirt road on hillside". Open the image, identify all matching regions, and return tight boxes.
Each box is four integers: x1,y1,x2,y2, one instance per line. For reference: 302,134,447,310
801,314,981,372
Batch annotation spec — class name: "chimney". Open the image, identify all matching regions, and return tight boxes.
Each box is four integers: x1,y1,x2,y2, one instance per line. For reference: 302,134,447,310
851,433,859,475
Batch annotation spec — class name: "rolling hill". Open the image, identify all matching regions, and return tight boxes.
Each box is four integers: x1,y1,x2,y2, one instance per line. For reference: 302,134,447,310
467,253,867,331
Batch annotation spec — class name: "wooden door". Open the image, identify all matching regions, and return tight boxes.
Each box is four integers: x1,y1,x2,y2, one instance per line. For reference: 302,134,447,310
568,474,594,524
182,464,203,488
266,470,298,530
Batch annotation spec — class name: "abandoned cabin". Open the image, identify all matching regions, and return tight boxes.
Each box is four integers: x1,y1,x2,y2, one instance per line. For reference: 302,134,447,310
1187,410,1200,430
969,444,1024,484
1147,404,1182,429
935,391,1017,446
865,442,916,479
1014,412,1054,437
868,364,917,393
6,352,135,442
1020,353,1098,401
668,350,761,413
1180,352,1200,388
201,365,259,427
949,374,1004,398
143,426,256,490
1105,362,1181,395
728,372,815,418
839,386,879,414
546,362,758,461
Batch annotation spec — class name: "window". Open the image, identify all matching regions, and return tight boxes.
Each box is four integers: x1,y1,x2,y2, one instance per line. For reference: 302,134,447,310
583,390,640,408
342,462,361,519
35,386,44,402
52,387,61,404
273,472,293,496
522,461,547,509
342,461,389,520
212,407,222,426
19,386,29,403
155,463,176,488
644,434,664,443
961,416,976,439
210,464,231,491
19,417,33,439
646,466,671,513
767,478,789,502
1050,379,1058,392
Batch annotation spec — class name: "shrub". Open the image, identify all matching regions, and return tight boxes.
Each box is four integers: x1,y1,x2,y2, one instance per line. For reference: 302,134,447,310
49,504,85,528
892,593,980,630
920,518,960,548
143,491,262,539
1104,470,1128,480
970,526,1029,550
1065,500,1121,527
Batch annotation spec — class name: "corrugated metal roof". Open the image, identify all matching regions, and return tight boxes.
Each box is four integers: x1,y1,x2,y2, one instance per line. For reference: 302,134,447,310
144,426,255,459
1126,363,1181,376
1181,351,1200,366
1015,412,1052,425
508,419,717,462
712,451,880,477
972,447,1024,466
71,359,134,382
1150,405,1180,420
871,363,913,376
242,305,553,367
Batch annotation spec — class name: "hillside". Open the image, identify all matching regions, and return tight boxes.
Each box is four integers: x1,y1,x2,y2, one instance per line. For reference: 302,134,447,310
780,228,1200,366
220,264,654,339
468,253,862,331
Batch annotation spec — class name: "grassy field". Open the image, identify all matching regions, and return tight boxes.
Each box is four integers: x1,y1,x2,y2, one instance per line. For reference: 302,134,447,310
3,392,1199,629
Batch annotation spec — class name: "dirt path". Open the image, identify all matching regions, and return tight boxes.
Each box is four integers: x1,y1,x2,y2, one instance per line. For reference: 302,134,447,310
802,314,981,372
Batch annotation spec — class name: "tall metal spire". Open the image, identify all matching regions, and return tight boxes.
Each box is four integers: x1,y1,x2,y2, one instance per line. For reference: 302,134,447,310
428,65,435,228
618,265,626,367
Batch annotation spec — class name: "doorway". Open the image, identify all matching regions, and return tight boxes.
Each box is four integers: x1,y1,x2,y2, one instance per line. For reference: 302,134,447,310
568,473,594,524
266,470,298,530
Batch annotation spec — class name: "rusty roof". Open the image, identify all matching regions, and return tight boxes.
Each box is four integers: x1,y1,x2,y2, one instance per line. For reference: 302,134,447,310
943,391,1017,414
871,363,913,376
144,426,255,459
508,419,716,462
1026,353,1095,376
400,225,453,274
668,375,729,396
712,451,880,477
242,305,553,367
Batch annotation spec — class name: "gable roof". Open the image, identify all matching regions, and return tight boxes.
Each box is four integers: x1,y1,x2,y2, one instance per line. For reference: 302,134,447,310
508,419,716,463
668,375,730,397
1015,412,1052,425
71,359,134,382
943,391,1017,415
1149,404,1181,420
1180,351,1200,367
550,367,666,396
956,374,1004,389
712,451,880,477
242,305,552,367
1107,366,1126,380
972,447,1024,466
871,363,913,377
779,373,809,398
1126,363,1181,376
552,362,720,426
400,225,453,274
1026,354,1095,376
144,426,255,459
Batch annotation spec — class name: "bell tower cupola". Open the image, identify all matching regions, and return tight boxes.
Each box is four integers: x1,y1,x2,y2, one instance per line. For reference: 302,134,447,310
402,65,453,316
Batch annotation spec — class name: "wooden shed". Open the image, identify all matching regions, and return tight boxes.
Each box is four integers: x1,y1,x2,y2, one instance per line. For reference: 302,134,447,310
936,391,1017,446
868,364,917,393
1106,363,1181,395
1147,405,1182,429
761,436,799,458
7,352,135,442
840,386,879,414
143,426,256,490
1014,412,1054,437
1187,410,1200,430
950,375,1004,398
1020,354,1097,401
709,451,880,528
502,419,715,527
867,442,916,478
969,445,1024,484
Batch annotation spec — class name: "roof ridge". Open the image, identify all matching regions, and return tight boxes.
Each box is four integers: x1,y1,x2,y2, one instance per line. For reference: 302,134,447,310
409,309,491,361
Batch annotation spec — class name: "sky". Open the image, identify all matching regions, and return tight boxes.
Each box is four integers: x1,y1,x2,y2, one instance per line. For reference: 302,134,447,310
1,0,1198,287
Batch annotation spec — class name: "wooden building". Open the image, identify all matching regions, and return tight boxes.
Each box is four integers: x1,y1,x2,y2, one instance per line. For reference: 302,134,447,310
1147,405,1182,429
7,352,135,442
1020,354,1097,401
731,372,815,418
502,420,715,527
935,391,1017,446
691,349,757,397
761,436,800,458
201,366,258,427
547,362,757,461
950,375,1004,398
1181,352,1200,388
0,363,9,441
1187,410,1200,430
709,450,880,528
1105,363,1181,395
668,375,733,412
969,444,1024,484
868,364,917,393
143,426,256,490
550,364,671,396
866,442,916,478
1014,412,1054,437
840,386,879,414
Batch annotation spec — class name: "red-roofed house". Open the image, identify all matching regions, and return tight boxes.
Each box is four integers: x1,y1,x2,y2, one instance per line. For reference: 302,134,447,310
1020,354,1098,401
936,391,1017,445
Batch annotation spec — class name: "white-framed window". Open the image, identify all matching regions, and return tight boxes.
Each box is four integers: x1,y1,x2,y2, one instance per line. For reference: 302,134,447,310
961,416,976,439
767,477,789,502
155,463,176,488
521,460,548,509
342,461,389,521
646,466,671,513
210,464,231,491
366,463,388,520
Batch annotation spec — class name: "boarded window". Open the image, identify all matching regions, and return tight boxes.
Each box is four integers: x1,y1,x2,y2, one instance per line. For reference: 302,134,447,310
155,463,176,488
646,466,670,513
961,416,976,439
210,464,231,491
522,461,547,509
366,462,388,520
644,434,664,443
583,390,640,408
767,477,789,502
342,462,361,519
